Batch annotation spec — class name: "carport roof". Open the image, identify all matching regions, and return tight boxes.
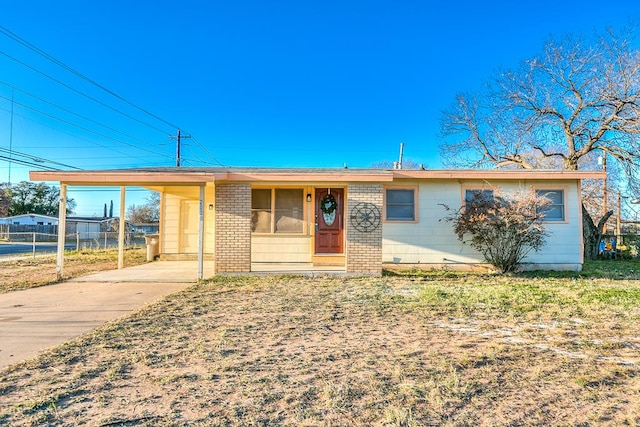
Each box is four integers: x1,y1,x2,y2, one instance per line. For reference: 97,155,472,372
29,166,606,186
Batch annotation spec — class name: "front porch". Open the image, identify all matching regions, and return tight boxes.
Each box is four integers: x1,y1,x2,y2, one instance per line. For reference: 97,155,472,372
29,168,387,278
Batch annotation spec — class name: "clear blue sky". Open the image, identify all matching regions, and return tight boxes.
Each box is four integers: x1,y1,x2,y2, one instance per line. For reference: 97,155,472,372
1,0,638,215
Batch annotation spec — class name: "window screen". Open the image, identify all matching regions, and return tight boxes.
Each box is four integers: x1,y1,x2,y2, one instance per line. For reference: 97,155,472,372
385,188,415,221
536,190,565,221
465,189,494,203
251,188,304,233
275,189,304,233
251,189,272,233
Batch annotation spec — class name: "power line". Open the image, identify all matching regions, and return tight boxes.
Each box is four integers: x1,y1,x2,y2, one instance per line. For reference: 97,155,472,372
0,49,171,136
190,136,225,166
0,147,81,170
0,104,173,164
0,80,165,150
0,93,172,158
0,25,182,131
8,89,14,183
0,26,225,170
0,155,60,171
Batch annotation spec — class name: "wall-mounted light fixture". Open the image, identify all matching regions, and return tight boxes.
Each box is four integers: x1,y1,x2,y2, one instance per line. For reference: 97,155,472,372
208,203,214,210
306,193,312,202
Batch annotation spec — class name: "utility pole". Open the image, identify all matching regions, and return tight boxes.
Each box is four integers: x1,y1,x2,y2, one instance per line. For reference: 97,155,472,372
8,90,14,184
617,190,628,246
169,129,191,167
600,153,608,234
617,190,622,242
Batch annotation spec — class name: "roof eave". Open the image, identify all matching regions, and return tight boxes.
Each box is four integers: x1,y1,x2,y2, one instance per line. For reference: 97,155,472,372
392,170,607,180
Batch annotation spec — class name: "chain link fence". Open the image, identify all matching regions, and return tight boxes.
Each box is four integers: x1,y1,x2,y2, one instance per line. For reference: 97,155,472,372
0,227,147,259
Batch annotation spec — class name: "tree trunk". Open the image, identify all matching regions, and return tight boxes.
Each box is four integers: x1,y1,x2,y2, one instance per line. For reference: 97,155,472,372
582,204,613,260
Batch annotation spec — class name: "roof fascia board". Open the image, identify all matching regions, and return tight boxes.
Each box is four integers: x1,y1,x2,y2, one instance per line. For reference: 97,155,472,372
214,172,394,182
30,169,605,186
29,171,214,185
392,170,607,180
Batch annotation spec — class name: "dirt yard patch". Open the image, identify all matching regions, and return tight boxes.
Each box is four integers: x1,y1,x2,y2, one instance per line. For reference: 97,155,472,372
0,248,146,293
1,271,639,426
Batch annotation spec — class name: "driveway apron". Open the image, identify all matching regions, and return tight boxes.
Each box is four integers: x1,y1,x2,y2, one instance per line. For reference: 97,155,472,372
0,265,195,369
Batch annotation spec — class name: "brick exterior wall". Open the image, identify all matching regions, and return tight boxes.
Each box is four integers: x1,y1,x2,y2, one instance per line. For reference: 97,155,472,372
346,183,383,275
215,183,251,273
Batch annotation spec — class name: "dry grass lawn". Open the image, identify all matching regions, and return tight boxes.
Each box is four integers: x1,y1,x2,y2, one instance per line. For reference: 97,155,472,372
1,262,640,425
0,248,146,293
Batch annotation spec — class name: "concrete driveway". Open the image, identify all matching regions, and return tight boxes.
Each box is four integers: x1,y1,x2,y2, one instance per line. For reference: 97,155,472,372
0,262,204,369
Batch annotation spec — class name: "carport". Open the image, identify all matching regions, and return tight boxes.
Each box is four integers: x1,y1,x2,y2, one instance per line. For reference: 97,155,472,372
29,169,217,281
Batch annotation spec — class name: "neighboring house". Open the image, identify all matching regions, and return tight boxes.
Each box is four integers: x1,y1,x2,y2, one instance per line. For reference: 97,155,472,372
0,215,114,239
130,222,160,234
0,213,58,226
30,167,605,277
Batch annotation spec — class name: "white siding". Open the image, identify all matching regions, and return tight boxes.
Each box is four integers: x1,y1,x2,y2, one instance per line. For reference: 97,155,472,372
161,194,181,254
382,179,583,270
161,186,215,255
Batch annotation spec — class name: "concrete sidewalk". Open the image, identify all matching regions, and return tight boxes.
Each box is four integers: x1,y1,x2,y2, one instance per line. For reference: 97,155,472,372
69,261,215,283
0,280,191,369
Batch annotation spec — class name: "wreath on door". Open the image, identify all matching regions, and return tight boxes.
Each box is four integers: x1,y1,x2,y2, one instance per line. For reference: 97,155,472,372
320,193,338,215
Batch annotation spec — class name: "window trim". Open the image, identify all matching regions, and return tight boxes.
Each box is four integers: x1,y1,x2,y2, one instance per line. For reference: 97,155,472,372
383,186,418,223
251,186,308,235
534,187,568,223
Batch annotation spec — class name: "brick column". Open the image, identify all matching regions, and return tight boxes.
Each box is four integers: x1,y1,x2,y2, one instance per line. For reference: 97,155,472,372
346,183,383,276
215,183,251,273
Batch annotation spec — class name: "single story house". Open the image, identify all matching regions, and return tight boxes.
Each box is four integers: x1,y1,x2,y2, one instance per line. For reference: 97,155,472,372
0,215,115,239
0,213,57,226
29,167,605,279
130,222,160,234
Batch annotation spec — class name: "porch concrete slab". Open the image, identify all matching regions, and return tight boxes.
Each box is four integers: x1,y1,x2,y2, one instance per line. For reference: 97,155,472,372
0,280,191,369
69,261,215,283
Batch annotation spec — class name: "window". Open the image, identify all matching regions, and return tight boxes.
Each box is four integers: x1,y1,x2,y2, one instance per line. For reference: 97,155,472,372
385,188,416,221
464,189,494,203
251,189,272,233
251,188,304,234
536,189,565,221
464,189,494,214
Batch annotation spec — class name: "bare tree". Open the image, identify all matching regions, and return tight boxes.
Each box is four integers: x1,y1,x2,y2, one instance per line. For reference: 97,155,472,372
127,192,160,224
439,27,640,259
442,188,550,273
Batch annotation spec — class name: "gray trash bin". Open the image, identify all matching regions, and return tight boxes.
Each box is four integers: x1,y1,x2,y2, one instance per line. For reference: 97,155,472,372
144,234,160,262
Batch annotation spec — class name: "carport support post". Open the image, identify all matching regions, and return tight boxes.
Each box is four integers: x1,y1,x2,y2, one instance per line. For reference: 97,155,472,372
118,186,126,269
56,183,67,280
198,185,204,281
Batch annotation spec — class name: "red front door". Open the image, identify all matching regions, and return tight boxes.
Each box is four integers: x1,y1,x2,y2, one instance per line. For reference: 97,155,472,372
315,188,344,254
